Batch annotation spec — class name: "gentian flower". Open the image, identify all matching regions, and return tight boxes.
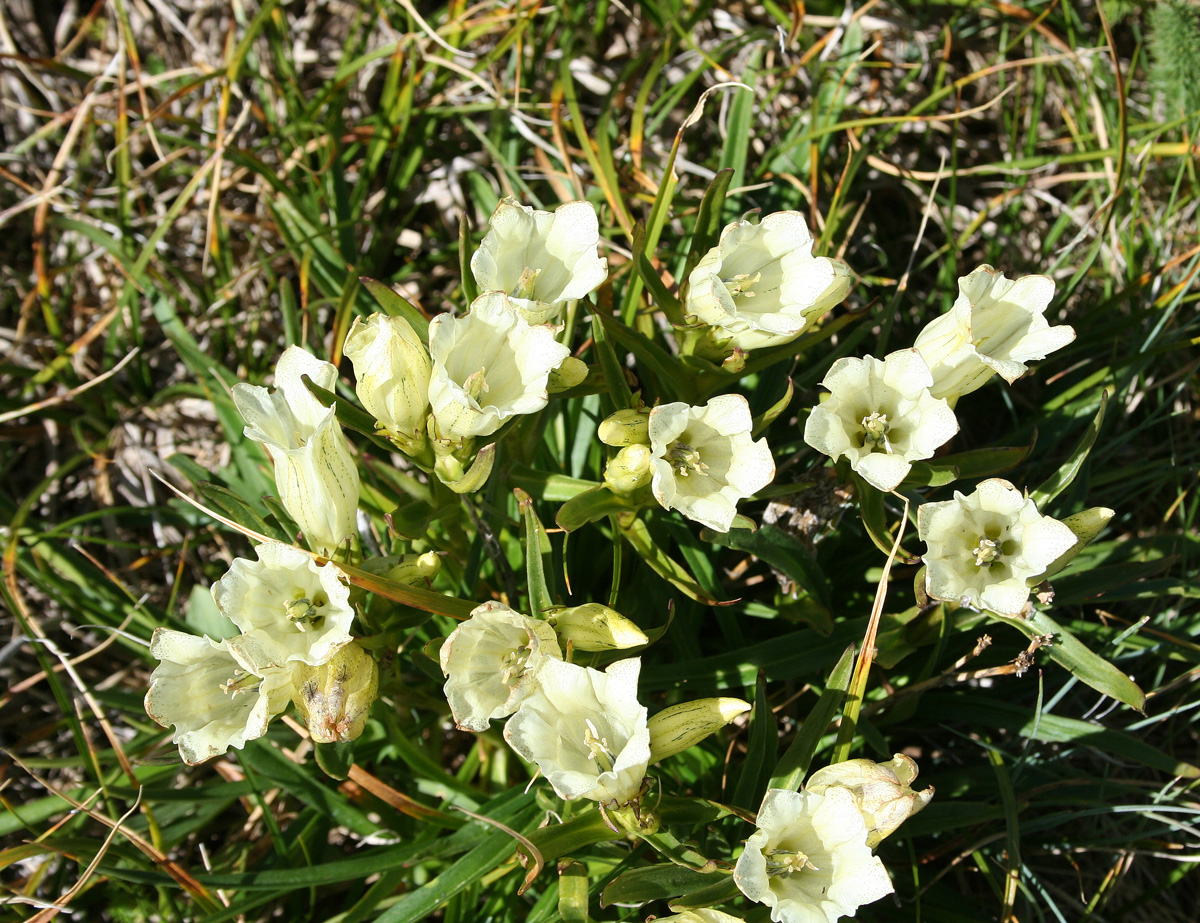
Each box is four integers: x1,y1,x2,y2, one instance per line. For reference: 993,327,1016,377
914,264,1075,400
686,211,852,352
803,349,958,492
439,601,562,732
504,657,650,805
145,628,294,764
211,542,354,672
471,197,608,324
918,477,1077,615
734,788,894,923
344,313,431,453
427,293,571,443
648,394,775,532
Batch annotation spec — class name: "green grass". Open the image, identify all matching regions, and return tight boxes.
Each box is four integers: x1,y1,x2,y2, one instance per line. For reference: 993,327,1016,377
2,1,1199,922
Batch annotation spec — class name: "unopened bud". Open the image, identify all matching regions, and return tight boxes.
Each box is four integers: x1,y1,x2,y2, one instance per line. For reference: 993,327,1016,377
387,551,441,585
648,697,751,764
604,444,653,494
344,313,431,453
805,754,934,846
434,443,497,494
548,356,589,392
548,603,648,652
598,409,650,447
293,643,379,744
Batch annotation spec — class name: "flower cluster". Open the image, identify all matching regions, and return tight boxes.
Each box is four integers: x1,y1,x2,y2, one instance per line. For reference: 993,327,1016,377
145,542,368,762
139,183,1109,923
803,264,1075,495
342,199,606,493
440,601,749,809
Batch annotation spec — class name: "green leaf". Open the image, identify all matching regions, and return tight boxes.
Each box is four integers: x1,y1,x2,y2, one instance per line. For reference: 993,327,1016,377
1030,390,1108,508
732,673,775,809
927,692,1198,777
989,610,1145,710
631,220,683,322
386,497,454,541
588,307,634,413
667,873,742,911
508,464,598,502
620,516,736,607
459,211,478,306
525,810,621,863
768,644,854,791
594,312,688,403
185,585,237,641
360,276,430,345
314,741,355,780
302,375,387,442
195,481,283,541
1042,506,1114,579
555,486,638,532
684,168,735,280
752,377,794,437
601,865,727,907
340,561,476,619
856,476,919,564
375,802,541,923
516,488,555,616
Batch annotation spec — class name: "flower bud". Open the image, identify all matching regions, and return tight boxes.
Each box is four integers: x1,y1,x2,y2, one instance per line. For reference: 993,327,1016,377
232,347,361,554
604,444,653,494
293,642,379,744
548,603,648,652
344,313,431,453
547,356,589,393
648,697,751,764
805,754,934,846
383,551,442,586
598,408,650,447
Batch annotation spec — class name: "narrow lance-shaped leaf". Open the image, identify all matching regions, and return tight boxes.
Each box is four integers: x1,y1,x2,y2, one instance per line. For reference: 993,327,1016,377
990,610,1145,710
768,644,855,792
516,488,554,617
1030,390,1108,508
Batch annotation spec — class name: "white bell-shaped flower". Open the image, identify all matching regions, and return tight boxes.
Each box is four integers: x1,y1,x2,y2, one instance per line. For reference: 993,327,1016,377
803,349,958,492
144,628,294,764
211,542,354,672
343,313,431,451
428,293,572,442
918,477,1077,615
648,394,775,533
439,601,562,732
232,346,360,554
915,264,1076,400
471,197,608,324
686,211,852,352
504,657,650,806
734,788,894,923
